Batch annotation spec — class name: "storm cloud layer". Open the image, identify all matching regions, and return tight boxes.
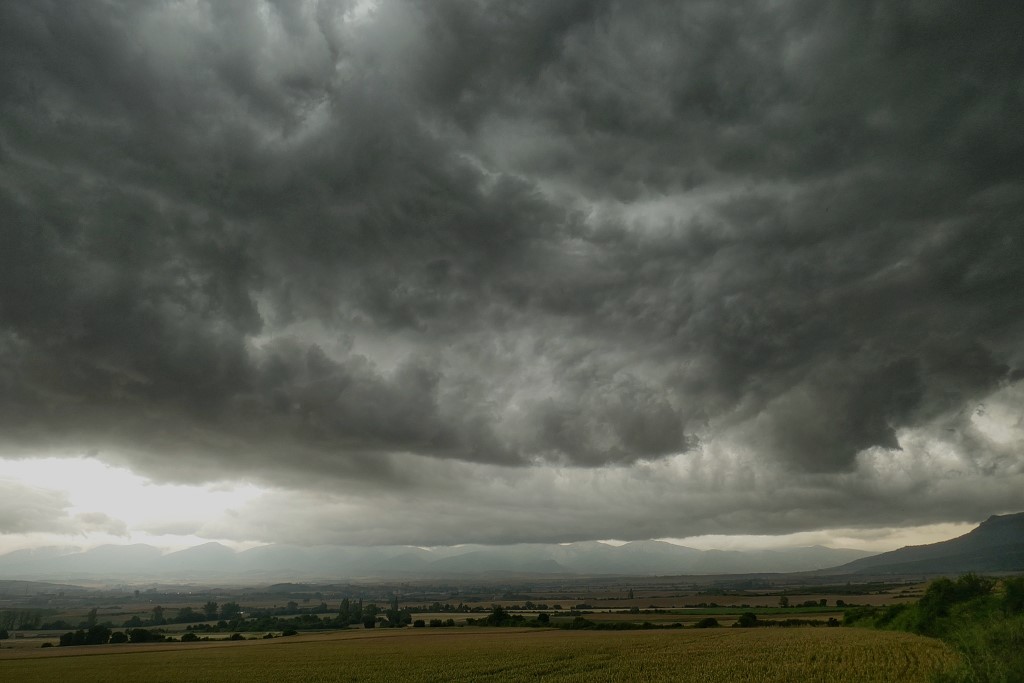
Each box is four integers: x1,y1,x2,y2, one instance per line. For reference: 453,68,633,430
1,1,1022,546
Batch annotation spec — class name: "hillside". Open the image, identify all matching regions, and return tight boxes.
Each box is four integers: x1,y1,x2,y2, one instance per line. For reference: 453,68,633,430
826,512,1024,575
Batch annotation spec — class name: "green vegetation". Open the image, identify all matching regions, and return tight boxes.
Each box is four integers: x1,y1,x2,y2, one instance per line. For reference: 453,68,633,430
845,574,1024,682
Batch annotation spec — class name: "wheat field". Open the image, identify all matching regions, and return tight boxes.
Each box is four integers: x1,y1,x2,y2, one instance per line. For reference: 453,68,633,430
0,627,957,682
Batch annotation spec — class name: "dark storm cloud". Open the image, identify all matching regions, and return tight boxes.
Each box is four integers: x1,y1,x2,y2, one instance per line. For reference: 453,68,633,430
1,0,1022,540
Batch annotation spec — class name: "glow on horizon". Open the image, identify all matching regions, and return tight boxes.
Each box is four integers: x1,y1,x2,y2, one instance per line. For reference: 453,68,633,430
0,456,981,556
0,456,266,553
659,523,978,553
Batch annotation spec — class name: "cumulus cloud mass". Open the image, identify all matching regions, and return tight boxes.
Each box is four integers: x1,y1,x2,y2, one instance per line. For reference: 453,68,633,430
1,0,1022,547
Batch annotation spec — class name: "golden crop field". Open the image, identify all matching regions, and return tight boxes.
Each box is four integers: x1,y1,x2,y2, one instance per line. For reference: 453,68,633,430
0,627,957,682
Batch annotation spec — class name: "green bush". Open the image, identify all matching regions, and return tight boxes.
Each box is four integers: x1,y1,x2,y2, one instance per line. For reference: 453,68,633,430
933,615,1024,683
847,574,1024,682
1004,577,1024,615
734,613,758,628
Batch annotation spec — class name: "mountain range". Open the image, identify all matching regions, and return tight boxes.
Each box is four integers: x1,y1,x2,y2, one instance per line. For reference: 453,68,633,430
2,513,1020,582
0,540,873,582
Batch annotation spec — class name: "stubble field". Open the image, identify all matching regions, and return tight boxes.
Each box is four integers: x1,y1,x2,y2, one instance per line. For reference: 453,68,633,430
0,626,957,682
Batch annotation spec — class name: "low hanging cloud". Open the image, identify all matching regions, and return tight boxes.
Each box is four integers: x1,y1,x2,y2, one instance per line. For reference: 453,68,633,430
1,1,1022,544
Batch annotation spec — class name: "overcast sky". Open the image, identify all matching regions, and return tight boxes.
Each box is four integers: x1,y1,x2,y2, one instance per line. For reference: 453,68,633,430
1,1,1022,554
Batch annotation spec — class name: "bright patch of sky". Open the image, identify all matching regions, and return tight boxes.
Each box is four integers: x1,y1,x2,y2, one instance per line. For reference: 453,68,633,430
0,457,266,553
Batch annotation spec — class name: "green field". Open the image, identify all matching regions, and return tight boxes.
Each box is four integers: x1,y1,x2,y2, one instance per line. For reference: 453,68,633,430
0,627,957,682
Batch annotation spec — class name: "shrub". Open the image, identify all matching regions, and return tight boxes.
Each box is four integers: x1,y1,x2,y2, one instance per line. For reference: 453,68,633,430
129,629,160,644
933,615,1024,683
568,616,594,630
734,613,758,628
1004,576,1024,615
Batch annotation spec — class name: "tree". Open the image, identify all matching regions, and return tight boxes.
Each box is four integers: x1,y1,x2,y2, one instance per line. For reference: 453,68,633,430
129,628,157,643
385,609,404,628
85,625,111,645
735,613,759,628
537,613,550,625
0,628,8,640
109,631,128,644
151,606,165,625
339,598,351,623
220,602,241,620
85,608,98,628
778,596,789,608
203,601,218,620
485,605,510,626
919,574,994,625
176,606,200,623
362,603,379,628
